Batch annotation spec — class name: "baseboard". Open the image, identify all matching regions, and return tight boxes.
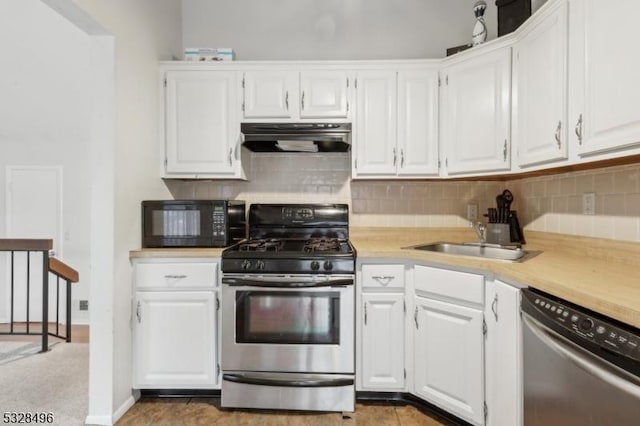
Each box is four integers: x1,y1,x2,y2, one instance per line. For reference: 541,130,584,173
112,395,136,424
84,415,113,426
356,392,470,426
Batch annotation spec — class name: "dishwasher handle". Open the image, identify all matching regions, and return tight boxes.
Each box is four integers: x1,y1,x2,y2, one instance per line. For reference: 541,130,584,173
523,313,640,399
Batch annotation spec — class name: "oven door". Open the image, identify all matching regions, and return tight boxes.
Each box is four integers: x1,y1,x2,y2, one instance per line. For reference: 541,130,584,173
221,274,354,374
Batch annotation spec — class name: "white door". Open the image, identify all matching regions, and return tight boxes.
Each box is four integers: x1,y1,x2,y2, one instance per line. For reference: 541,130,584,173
243,70,297,119
354,70,397,176
514,0,568,167
361,292,405,390
413,295,485,426
397,69,440,177
485,281,522,426
577,0,640,155
4,166,62,323
133,291,218,388
299,70,349,118
442,47,512,175
164,70,239,176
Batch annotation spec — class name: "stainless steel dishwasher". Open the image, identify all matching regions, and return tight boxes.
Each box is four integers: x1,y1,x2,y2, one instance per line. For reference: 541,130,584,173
522,288,640,425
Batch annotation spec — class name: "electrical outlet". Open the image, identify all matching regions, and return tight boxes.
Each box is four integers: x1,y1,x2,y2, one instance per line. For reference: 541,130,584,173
467,203,479,221
582,192,596,215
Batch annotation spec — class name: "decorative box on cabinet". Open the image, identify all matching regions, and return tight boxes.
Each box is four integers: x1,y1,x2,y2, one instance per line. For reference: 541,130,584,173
132,258,220,389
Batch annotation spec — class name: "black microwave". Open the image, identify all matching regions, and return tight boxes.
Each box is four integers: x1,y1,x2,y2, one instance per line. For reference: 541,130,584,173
142,200,246,248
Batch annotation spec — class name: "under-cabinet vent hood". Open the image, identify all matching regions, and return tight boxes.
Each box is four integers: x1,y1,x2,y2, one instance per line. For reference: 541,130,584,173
241,123,351,153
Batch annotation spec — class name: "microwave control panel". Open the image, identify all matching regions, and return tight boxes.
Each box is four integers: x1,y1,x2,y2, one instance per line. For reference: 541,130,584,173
212,205,227,238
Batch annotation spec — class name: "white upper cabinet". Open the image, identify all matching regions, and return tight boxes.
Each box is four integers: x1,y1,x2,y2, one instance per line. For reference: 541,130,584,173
513,0,569,168
163,69,243,178
397,69,440,177
353,67,439,178
441,45,512,176
299,70,349,118
242,70,298,119
354,70,398,176
242,69,349,120
572,0,640,157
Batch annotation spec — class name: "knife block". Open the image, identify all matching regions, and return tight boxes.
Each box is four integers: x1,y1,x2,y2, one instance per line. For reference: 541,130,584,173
486,223,511,245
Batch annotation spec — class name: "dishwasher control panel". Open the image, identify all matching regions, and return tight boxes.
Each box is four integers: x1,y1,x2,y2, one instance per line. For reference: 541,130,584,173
523,289,640,363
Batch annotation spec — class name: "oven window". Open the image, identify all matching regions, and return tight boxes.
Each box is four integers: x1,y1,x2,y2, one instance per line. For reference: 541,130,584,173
236,291,340,344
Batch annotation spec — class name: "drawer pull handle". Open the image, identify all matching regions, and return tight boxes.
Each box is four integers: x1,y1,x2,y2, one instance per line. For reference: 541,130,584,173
136,301,141,323
164,274,187,279
371,275,395,286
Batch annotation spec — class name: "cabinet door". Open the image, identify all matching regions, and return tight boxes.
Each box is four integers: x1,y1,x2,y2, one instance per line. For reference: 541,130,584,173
300,70,349,118
413,295,484,426
442,48,511,175
576,0,640,155
164,71,239,176
243,70,297,118
133,291,217,388
361,292,405,390
514,0,568,167
485,281,522,426
397,69,439,177
354,70,397,176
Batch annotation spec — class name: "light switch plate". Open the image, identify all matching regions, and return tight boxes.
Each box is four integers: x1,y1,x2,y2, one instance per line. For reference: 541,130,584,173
582,192,596,215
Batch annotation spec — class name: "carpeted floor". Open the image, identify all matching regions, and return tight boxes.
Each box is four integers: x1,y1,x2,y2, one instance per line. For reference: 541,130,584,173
0,341,89,425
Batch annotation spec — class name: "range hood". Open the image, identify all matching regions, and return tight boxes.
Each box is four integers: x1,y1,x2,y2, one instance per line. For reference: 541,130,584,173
241,123,351,153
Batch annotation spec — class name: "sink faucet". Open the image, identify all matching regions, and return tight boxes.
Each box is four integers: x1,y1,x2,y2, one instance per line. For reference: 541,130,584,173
470,221,486,244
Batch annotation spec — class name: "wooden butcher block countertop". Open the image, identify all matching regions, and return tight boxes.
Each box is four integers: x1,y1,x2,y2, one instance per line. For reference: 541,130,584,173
130,228,640,329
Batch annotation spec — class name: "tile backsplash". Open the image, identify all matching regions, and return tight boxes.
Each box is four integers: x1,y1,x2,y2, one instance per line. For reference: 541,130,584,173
165,153,640,242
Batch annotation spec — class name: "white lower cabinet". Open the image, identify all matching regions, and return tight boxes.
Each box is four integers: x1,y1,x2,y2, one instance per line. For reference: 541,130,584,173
485,280,522,426
361,292,405,390
358,263,405,391
411,264,486,425
412,295,485,425
132,258,220,389
133,291,217,388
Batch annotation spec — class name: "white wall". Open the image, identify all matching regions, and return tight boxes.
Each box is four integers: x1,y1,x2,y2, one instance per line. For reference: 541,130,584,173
70,0,181,422
182,0,498,60
0,0,92,322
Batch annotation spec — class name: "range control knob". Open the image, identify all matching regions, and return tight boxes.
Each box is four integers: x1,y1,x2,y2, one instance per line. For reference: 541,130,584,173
323,261,333,271
579,318,594,332
255,260,265,270
310,261,320,271
241,260,252,270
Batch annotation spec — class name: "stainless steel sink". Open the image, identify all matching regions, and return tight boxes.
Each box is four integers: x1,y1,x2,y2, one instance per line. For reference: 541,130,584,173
406,242,539,262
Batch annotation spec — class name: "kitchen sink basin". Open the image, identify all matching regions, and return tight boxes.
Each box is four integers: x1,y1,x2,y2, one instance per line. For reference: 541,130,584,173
406,242,539,262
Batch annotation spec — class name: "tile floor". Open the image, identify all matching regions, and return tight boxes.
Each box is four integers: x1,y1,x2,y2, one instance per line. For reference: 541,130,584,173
116,398,454,426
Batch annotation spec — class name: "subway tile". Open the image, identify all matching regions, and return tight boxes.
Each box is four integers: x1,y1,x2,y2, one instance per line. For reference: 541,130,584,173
626,193,640,216
614,169,640,193
560,176,576,196
546,179,561,196
576,174,594,193
602,193,626,216
594,172,614,194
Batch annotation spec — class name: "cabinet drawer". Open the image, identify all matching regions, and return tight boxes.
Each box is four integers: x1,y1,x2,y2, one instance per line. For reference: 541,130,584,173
414,265,484,305
135,261,218,289
361,264,405,289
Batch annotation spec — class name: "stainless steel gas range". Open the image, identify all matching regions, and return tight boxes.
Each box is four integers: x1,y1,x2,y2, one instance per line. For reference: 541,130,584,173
220,204,356,412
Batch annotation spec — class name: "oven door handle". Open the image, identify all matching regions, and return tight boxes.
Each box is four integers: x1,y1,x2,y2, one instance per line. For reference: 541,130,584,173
221,277,353,288
222,373,354,388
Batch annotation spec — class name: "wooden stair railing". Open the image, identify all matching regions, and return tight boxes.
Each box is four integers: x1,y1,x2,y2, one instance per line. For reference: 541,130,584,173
0,239,79,352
